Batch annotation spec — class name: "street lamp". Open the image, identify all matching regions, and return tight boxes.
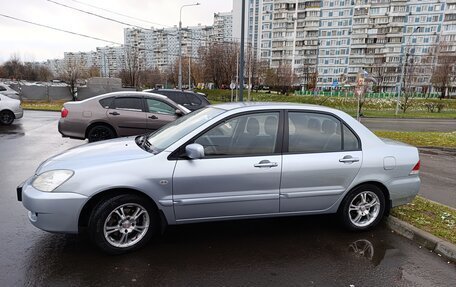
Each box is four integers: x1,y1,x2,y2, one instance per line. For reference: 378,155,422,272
178,2,200,90
396,26,420,115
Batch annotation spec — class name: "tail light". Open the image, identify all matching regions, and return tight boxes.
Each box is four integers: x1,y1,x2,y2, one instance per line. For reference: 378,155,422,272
410,160,420,175
61,107,69,118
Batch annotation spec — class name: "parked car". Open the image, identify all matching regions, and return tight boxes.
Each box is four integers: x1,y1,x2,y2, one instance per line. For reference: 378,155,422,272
0,94,23,125
18,103,420,254
0,83,20,100
143,89,210,111
58,91,190,142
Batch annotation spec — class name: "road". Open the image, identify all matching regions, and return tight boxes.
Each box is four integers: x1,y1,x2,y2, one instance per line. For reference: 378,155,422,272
361,117,456,132
419,148,456,208
0,111,455,286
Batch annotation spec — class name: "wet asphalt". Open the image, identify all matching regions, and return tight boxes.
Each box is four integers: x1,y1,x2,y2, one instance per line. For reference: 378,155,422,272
0,111,455,287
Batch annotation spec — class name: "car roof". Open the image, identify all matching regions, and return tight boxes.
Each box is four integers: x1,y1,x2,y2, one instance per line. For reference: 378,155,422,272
81,91,169,102
213,102,341,114
143,89,199,95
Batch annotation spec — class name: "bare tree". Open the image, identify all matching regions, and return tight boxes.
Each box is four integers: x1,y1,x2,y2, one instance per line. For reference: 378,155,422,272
431,42,456,99
59,56,87,101
2,54,23,80
119,46,141,88
197,42,238,88
400,50,420,113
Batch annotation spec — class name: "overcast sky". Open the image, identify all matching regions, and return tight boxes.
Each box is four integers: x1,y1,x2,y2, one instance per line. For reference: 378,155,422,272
0,0,233,63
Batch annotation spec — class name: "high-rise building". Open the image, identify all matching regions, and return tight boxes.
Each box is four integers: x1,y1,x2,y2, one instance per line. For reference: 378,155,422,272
213,11,234,42
234,0,456,92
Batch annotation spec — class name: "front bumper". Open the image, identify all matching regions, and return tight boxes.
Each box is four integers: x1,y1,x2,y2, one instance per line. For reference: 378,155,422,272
14,108,23,119
18,179,88,234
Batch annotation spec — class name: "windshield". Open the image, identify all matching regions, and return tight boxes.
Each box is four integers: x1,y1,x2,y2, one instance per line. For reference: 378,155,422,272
146,107,225,153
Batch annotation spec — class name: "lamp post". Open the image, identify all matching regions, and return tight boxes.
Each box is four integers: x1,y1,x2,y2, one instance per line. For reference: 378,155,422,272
396,26,420,115
178,2,200,90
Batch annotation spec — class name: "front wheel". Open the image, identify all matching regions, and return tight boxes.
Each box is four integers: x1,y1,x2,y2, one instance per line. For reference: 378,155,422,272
339,184,385,231
88,194,158,254
87,124,115,142
0,110,15,125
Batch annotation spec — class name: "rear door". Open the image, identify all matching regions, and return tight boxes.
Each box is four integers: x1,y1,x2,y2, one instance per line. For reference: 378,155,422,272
145,98,178,131
107,96,147,136
280,111,362,212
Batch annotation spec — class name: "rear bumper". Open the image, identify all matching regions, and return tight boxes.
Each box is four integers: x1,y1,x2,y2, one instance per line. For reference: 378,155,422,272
58,118,85,140
387,175,420,207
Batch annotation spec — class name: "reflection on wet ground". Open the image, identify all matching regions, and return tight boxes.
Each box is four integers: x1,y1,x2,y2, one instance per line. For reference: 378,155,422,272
19,216,456,287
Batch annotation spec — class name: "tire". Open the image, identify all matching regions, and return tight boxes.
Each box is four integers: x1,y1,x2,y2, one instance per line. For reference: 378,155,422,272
88,194,159,255
339,184,386,231
87,124,116,142
0,110,15,125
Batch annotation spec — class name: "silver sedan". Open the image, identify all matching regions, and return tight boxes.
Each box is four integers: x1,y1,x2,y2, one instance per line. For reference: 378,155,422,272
18,103,420,254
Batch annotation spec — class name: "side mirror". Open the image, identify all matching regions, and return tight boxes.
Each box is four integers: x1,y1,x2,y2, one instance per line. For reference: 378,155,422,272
185,143,205,159
175,109,183,117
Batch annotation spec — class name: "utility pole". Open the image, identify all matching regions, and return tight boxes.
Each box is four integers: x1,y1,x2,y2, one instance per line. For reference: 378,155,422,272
239,0,246,101
178,3,200,90
236,51,239,101
188,55,191,89
396,26,420,115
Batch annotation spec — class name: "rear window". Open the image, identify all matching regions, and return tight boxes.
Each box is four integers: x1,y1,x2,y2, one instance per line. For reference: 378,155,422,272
114,97,144,112
99,97,114,109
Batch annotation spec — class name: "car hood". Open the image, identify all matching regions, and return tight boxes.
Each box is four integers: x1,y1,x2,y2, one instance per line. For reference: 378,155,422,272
36,137,151,173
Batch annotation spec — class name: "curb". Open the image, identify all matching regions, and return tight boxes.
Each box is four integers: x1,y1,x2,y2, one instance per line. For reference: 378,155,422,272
386,216,456,262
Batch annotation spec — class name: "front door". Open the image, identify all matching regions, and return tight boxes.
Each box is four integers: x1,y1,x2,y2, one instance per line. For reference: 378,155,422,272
145,98,178,131
172,112,283,220
280,111,362,212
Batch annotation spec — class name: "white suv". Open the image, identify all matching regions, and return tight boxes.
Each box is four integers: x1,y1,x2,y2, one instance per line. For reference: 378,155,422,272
0,94,23,125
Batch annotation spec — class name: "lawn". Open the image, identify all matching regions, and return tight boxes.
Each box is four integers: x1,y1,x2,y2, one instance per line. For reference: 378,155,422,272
21,101,64,111
391,196,456,245
374,131,456,148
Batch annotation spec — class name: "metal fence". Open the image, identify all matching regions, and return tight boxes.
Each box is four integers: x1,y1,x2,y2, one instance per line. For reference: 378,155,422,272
294,90,441,98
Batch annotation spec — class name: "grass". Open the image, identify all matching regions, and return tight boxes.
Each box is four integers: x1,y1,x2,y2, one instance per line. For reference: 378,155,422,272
374,131,456,148
21,101,64,111
391,196,456,245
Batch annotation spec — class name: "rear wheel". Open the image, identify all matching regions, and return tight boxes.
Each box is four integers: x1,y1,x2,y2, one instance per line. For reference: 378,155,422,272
88,194,158,254
339,184,385,231
0,110,15,125
87,124,115,142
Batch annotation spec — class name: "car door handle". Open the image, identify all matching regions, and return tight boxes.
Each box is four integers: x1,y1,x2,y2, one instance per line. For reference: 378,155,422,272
148,115,158,119
254,160,278,168
109,112,120,116
339,156,360,163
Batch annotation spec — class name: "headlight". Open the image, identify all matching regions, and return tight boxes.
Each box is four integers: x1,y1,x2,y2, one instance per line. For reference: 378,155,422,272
32,170,74,192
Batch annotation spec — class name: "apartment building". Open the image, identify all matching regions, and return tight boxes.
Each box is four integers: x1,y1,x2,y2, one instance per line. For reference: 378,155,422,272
63,51,99,70
234,0,456,91
213,11,234,42
96,46,126,78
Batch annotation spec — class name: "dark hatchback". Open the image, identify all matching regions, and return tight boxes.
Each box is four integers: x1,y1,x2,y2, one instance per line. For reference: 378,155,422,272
143,89,210,111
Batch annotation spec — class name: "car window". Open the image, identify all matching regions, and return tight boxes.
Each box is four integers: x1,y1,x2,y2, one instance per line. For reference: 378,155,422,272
114,97,144,112
343,124,360,151
288,112,342,153
185,93,202,106
146,99,176,115
169,92,190,105
194,112,280,157
99,97,114,109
